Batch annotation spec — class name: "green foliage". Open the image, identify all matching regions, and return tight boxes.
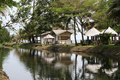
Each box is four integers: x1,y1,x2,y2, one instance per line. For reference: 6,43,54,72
115,40,120,46
99,33,112,45
0,28,11,43
112,25,120,33
0,48,10,69
116,68,120,79
81,40,86,46
0,0,17,11
92,0,115,30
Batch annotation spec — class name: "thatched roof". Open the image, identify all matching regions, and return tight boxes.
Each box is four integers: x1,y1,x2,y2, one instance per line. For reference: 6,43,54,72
41,30,74,36
100,27,118,35
43,34,54,39
85,27,100,36
41,31,51,36
53,30,74,35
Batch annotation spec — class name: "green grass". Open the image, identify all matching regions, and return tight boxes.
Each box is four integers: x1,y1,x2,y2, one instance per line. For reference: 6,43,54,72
98,44,119,47
12,45,20,48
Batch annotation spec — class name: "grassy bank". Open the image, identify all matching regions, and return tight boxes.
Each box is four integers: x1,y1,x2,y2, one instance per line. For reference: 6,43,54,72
3,43,120,59
3,43,41,49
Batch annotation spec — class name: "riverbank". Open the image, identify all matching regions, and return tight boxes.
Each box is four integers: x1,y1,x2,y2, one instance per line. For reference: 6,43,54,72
35,45,120,59
3,43,120,59
0,70,9,80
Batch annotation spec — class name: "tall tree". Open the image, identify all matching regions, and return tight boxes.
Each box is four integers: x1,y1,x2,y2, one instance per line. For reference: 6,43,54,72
92,0,115,30
51,0,97,45
15,0,54,43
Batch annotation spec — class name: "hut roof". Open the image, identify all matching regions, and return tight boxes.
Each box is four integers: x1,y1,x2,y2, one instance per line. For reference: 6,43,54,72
53,30,74,35
100,27,118,35
41,31,51,36
43,34,54,39
85,27,100,36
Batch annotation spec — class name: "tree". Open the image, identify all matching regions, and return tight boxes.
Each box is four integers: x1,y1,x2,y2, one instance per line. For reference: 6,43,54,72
51,0,97,45
0,28,11,43
107,0,120,33
92,0,115,30
15,0,54,43
0,0,17,28
0,0,17,15
107,0,120,19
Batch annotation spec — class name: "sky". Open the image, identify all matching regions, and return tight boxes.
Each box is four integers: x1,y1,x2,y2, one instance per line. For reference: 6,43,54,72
1,0,87,42
1,0,21,35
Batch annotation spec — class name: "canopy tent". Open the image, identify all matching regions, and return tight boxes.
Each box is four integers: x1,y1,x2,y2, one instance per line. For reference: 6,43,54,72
85,27,100,36
43,34,55,39
100,27,118,35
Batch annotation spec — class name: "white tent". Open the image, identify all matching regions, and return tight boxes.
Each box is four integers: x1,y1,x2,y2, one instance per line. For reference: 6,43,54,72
85,27,100,36
43,34,54,39
100,27,118,35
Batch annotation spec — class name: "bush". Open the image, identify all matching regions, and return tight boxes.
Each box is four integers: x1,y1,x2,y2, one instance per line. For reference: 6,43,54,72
81,40,86,46
99,33,112,45
115,40,120,46
86,40,96,45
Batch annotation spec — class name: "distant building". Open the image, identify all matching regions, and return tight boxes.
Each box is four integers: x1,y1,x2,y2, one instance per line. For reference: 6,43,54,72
41,30,74,44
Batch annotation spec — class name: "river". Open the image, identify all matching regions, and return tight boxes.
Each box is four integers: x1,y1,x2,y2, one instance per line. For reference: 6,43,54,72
0,47,120,80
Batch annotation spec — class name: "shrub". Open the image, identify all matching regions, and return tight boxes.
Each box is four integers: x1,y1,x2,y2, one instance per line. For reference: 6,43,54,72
99,33,112,45
115,40,120,46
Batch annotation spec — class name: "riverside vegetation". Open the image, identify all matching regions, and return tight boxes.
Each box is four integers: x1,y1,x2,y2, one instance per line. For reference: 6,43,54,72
3,43,120,61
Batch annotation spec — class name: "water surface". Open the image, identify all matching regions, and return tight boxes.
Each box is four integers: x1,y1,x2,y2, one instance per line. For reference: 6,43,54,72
0,47,120,80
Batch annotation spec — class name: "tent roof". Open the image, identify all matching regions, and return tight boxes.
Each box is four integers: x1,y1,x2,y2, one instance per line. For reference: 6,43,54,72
43,34,54,39
100,27,118,35
53,30,74,35
85,27,100,36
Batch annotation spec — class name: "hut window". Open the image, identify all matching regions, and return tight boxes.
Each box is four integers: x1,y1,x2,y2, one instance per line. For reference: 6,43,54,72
61,36,70,40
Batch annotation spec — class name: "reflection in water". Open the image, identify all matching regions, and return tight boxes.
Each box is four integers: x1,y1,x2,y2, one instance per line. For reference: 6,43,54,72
0,48,10,69
1,48,120,80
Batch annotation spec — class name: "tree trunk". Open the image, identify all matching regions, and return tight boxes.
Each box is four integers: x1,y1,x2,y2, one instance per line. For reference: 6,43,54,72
74,17,78,46
32,35,35,43
29,36,32,43
81,25,84,41
40,34,42,45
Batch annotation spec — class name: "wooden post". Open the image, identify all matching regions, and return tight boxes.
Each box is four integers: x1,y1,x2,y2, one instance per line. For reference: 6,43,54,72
115,35,116,44
111,36,113,44
87,36,89,40
87,36,89,45
91,36,93,40
95,36,97,45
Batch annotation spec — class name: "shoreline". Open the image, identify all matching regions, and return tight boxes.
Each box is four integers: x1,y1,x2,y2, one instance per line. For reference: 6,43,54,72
35,45,120,59
0,70,9,80
3,43,120,60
